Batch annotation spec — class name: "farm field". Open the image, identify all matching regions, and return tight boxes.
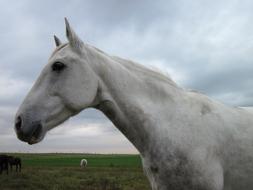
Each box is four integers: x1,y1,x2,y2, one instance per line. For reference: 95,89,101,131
0,153,151,190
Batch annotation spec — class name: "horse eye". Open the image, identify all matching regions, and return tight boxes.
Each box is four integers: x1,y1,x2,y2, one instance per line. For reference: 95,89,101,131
52,62,66,72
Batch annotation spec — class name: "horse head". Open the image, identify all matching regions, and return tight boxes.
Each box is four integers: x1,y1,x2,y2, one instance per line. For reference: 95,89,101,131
15,18,99,144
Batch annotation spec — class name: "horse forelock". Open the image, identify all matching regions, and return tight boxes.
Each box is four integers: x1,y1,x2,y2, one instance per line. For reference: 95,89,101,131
50,43,68,58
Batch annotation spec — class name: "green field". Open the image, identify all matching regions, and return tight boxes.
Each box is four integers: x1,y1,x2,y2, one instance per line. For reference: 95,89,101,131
0,153,151,190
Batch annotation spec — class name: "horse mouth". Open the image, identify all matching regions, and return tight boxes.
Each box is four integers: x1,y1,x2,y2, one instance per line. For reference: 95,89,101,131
28,123,44,145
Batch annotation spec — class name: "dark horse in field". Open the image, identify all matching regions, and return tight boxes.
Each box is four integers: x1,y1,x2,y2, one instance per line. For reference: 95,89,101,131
0,155,9,174
8,156,21,172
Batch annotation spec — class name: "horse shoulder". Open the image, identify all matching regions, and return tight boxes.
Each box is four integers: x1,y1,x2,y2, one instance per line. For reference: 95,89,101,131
142,145,224,190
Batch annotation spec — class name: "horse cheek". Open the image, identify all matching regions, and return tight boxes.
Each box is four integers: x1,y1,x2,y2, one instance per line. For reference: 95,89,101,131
65,73,97,110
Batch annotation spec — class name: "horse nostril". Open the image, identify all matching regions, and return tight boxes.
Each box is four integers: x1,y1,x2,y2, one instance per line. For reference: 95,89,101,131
15,116,22,131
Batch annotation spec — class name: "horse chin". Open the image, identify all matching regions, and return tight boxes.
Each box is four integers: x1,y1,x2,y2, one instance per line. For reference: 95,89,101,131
27,134,45,145
27,109,73,145
27,125,46,145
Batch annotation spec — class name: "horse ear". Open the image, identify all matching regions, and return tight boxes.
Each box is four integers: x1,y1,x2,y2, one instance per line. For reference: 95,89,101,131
54,35,62,47
64,18,84,51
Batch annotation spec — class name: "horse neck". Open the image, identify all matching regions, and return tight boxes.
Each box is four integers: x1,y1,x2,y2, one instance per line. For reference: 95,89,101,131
87,47,183,154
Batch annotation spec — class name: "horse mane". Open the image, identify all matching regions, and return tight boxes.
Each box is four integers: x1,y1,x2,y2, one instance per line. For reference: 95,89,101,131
89,45,178,88
112,56,178,87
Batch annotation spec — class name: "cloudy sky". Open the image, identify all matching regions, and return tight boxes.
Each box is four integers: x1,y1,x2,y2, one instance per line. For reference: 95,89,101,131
1,0,253,154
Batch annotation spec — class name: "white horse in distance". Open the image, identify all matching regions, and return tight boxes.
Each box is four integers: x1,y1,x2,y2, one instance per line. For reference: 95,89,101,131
15,18,253,190
80,159,87,168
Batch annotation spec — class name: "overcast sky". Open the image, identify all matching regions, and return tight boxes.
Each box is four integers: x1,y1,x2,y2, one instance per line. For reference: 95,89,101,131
1,0,253,154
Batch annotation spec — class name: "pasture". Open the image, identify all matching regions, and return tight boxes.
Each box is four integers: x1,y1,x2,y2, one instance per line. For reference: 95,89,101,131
0,153,150,190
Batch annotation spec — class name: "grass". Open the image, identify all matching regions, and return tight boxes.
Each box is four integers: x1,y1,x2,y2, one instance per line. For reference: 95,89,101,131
0,153,151,190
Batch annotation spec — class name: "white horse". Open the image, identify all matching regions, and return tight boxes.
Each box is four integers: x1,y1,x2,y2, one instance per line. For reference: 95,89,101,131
80,159,87,168
15,18,253,190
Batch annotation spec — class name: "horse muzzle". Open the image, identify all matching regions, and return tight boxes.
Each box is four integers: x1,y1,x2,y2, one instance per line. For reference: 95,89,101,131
15,116,44,145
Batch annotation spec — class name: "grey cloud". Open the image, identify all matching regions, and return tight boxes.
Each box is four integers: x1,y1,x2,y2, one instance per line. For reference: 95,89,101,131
1,0,253,152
